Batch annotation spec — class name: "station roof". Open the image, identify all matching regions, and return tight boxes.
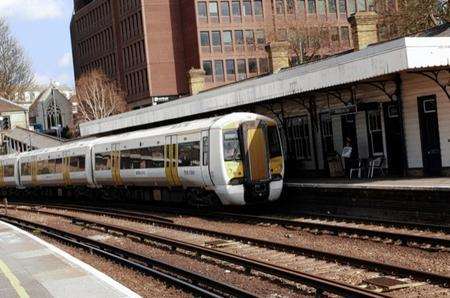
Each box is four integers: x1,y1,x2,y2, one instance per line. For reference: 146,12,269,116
80,35,450,137
2,127,65,149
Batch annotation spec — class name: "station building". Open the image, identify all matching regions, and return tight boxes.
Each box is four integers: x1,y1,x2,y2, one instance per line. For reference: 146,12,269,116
78,18,450,178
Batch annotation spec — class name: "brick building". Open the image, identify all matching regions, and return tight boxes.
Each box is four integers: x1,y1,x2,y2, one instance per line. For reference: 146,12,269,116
71,0,389,108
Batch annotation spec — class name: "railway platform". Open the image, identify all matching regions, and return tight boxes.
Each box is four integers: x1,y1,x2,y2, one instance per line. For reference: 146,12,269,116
284,177,450,225
0,220,139,298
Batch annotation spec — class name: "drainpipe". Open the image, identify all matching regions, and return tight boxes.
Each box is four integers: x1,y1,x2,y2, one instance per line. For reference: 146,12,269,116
395,74,408,177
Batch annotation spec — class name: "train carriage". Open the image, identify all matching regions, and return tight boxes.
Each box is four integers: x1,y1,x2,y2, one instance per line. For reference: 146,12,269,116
0,113,284,206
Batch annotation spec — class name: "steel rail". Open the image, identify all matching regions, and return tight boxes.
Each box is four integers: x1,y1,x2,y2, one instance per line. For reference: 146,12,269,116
11,204,450,287
68,216,388,297
0,215,258,298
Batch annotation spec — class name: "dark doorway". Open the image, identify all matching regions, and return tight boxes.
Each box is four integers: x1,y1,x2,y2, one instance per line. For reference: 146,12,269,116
383,103,403,175
418,95,442,176
341,114,358,158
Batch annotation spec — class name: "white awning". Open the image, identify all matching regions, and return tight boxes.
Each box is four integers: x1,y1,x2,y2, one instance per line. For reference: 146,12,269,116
80,37,450,136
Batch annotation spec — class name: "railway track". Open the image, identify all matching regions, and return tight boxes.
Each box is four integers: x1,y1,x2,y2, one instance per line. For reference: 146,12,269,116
7,204,450,296
12,201,450,250
0,215,255,298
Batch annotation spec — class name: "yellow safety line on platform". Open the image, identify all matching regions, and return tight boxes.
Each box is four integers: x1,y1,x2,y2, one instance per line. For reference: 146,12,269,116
0,258,30,298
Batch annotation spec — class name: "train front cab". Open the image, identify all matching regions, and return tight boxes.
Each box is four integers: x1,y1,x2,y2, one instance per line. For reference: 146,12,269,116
219,117,284,205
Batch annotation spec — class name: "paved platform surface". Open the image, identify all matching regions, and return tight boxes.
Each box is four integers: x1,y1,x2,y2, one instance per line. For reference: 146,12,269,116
0,220,140,298
286,177,450,191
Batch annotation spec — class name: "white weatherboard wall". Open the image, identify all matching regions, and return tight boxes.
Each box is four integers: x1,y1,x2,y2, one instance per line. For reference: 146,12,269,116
401,72,450,169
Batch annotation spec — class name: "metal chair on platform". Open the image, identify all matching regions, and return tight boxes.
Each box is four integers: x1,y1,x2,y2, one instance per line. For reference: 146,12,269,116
349,159,365,179
368,156,385,178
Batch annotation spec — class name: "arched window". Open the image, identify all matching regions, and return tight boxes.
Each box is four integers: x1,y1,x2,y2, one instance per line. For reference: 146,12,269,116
46,101,63,128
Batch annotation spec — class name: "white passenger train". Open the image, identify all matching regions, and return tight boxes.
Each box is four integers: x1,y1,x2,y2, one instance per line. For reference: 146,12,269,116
0,113,284,206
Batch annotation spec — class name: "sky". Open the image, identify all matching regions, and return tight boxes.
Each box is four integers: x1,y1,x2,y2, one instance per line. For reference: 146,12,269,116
0,0,75,87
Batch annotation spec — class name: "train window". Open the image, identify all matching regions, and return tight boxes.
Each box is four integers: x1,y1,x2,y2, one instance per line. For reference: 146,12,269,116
55,158,63,173
119,146,164,169
3,165,14,177
268,126,282,158
223,130,241,161
37,160,51,175
70,156,85,172
178,142,200,167
95,153,111,170
202,136,209,166
21,162,31,176
141,146,164,168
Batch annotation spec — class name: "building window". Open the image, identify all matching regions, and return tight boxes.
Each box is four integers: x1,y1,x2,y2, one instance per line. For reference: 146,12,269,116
298,0,306,13
209,1,219,16
320,114,334,155
307,0,316,13
211,31,221,46
226,59,235,75
220,1,230,16
348,0,356,13
317,0,326,14
248,58,258,73
214,60,224,80
245,30,254,45
259,58,269,73
276,0,285,14
338,0,346,13
286,116,311,160
200,31,210,46
203,60,213,76
232,1,241,16
235,30,244,44
287,0,295,13
198,2,207,17
254,0,263,15
368,110,384,156
328,0,337,13
340,26,350,45
331,26,339,45
237,59,247,80
357,0,367,11
255,29,266,44
223,30,233,45
243,0,252,15
367,0,375,10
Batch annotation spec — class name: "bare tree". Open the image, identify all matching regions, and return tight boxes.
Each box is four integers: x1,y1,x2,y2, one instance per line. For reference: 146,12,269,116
266,19,349,66
73,69,128,124
0,18,34,100
376,0,449,40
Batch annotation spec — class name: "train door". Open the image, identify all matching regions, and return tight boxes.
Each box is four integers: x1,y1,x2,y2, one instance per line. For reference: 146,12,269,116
177,134,204,187
164,135,181,187
241,121,270,182
111,144,123,185
201,130,214,186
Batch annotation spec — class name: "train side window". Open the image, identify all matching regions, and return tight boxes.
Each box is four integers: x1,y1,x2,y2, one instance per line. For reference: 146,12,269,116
202,136,209,166
55,158,62,173
4,165,14,177
70,156,85,172
223,130,241,161
178,142,200,167
141,146,164,168
37,160,51,175
268,126,282,158
95,153,110,170
21,162,31,176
